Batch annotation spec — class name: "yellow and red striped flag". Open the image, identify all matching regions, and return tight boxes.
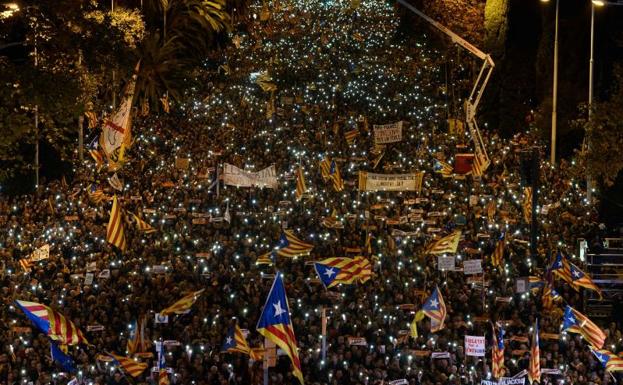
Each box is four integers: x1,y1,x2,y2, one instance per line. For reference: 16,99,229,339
344,128,359,145
160,289,205,316
15,300,88,347
275,230,314,258
295,167,307,200
131,212,156,234
106,195,127,252
314,256,372,288
492,324,505,379
319,157,344,192
425,230,461,255
106,353,148,378
523,187,532,223
563,306,605,349
528,319,541,384
221,324,261,360
490,233,505,267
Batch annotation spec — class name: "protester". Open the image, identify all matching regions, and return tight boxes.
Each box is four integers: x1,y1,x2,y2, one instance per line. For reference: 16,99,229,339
0,1,615,385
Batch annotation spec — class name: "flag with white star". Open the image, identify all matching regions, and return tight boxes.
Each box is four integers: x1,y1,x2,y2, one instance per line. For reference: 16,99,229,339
256,273,304,384
221,324,260,360
562,306,605,349
314,257,372,288
422,286,447,332
569,262,602,299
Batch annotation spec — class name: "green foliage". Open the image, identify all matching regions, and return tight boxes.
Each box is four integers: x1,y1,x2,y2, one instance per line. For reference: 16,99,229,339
576,66,623,187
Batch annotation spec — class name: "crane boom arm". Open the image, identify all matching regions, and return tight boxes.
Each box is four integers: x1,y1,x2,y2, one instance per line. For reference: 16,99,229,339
397,0,494,175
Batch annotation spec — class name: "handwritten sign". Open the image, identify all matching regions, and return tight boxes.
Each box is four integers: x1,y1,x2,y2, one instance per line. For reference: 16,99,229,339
438,256,456,271
463,259,483,275
465,335,485,357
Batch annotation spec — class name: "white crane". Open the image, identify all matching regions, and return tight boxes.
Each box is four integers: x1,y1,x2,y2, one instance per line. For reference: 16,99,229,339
397,0,494,176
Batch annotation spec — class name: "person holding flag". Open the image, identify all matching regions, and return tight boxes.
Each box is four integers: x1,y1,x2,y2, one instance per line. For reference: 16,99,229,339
256,272,304,384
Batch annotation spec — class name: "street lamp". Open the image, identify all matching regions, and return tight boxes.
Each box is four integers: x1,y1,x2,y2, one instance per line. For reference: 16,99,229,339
540,0,559,165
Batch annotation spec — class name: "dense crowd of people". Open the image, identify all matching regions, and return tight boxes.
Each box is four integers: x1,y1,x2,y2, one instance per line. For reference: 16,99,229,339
0,1,618,385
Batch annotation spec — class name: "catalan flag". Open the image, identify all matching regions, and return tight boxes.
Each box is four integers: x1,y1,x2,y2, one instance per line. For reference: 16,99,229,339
490,233,505,268
319,157,344,192
88,137,105,169
256,273,304,384
131,212,156,234
106,195,127,252
422,287,447,332
160,289,204,316
344,128,359,145
156,342,169,385
321,209,344,229
433,159,453,178
314,257,372,288
472,152,489,177
275,230,314,258
550,252,574,286
523,187,532,223
256,251,274,266
528,319,541,384
160,94,170,114
295,167,307,200
541,284,561,311
107,352,148,378
528,276,545,292
569,262,602,299
221,324,261,360
19,258,33,272
15,300,88,347
127,316,149,356
492,324,505,379
88,184,106,204
562,306,605,349
85,111,98,129
425,230,461,255
591,348,623,372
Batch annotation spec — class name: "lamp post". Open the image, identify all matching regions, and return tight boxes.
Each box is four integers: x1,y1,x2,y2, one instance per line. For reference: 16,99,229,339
586,0,621,202
540,0,559,165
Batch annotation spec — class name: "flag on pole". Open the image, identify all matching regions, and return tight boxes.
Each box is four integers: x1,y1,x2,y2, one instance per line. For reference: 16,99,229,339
295,167,307,200
156,342,169,385
88,184,106,204
591,348,623,372
425,231,461,255
100,62,139,163
319,157,344,192
528,319,541,384
344,128,359,145
541,284,561,310
321,209,344,229
275,230,314,258
127,316,149,355
549,252,574,286
160,289,205,316
422,287,447,332
492,324,505,379
433,159,453,178
15,300,88,347
523,187,532,223
569,262,603,299
562,306,605,349
107,352,148,378
221,324,261,360
131,212,156,234
256,273,304,384
314,257,372,288
106,195,127,252
490,233,505,267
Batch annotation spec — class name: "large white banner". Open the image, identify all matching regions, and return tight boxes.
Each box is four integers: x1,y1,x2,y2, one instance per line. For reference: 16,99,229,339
358,171,423,192
465,335,485,357
373,121,403,144
222,164,278,189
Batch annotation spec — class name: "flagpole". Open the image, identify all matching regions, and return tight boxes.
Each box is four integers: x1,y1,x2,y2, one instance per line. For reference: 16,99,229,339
321,307,327,363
